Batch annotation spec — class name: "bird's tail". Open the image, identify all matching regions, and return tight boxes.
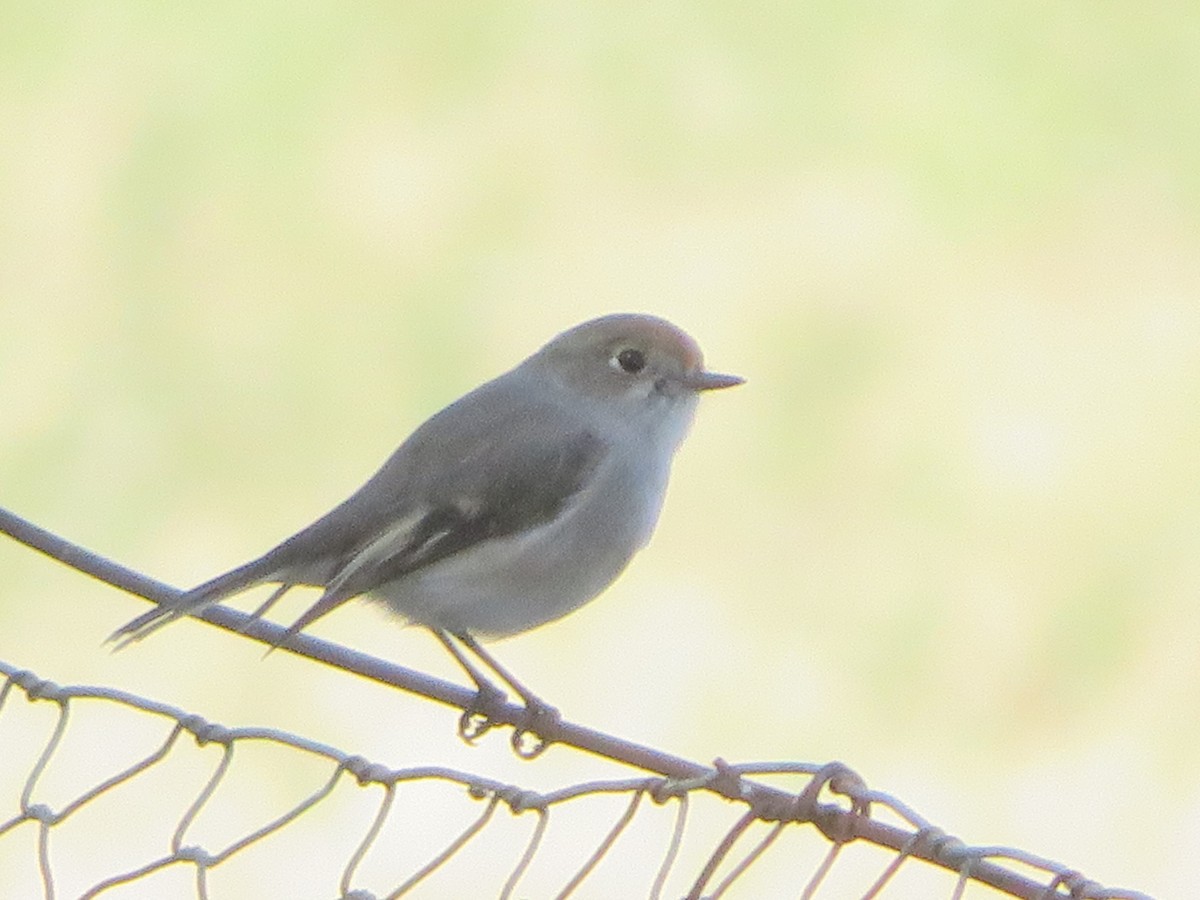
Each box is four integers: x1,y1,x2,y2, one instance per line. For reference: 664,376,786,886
107,556,282,649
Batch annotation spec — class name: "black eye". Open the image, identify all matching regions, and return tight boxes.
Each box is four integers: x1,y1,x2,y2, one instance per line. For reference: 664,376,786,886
614,348,646,374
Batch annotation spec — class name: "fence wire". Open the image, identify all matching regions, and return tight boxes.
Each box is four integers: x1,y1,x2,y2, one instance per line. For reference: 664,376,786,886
0,509,1157,899
0,659,1152,900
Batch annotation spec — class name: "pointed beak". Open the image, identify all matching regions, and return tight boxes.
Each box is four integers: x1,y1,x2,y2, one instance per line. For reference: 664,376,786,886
681,370,745,392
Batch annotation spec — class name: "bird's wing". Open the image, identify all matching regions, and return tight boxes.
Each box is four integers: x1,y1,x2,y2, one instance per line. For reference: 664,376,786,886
109,372,607,647
275,422,607,641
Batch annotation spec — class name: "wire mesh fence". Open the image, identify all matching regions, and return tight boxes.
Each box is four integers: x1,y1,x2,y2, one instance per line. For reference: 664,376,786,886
0,508,1158,899
0,661,1154,900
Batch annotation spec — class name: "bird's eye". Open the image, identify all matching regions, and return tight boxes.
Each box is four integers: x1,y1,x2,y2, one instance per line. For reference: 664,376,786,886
613,348,647,374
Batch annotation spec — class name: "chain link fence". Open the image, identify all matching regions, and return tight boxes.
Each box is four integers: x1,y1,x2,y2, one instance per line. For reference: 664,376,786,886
0,661,1154,900
0,509,1157,899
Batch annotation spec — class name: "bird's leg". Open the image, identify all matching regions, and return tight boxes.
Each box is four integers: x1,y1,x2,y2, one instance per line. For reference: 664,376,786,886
431,630,509,745
452,633,541,709
453,632,560,758
431,630,558,758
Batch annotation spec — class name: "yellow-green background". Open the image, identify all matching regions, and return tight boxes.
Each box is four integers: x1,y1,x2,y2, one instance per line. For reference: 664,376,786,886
2,4,1197,897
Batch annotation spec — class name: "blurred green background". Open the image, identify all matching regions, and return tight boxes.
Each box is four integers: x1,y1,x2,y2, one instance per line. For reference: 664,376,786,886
2,3,1197,897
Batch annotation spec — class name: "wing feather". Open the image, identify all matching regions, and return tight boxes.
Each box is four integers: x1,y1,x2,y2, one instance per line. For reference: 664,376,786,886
110,366,608,645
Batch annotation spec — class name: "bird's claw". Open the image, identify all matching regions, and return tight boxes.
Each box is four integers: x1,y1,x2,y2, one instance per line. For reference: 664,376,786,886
457,709,494,744
456,681,508,745
510,697,560,759
454,684,559,758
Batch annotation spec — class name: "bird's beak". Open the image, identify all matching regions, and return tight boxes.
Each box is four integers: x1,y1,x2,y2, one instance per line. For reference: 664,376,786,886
681,370,745,392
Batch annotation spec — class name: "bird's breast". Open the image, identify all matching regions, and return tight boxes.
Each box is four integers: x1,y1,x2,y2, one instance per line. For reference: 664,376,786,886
368,449,671,637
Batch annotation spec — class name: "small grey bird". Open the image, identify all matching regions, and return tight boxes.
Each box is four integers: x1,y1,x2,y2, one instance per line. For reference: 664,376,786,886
110,313,741,719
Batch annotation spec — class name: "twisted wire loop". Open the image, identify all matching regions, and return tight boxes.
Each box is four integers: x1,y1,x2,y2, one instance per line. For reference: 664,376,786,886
0,661,1155,900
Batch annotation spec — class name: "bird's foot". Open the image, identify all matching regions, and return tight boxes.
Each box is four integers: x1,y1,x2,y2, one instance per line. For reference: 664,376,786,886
457,680,508,745
510,694,560,759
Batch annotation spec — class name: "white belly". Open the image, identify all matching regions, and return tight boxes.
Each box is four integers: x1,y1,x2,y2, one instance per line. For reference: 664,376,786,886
369,453,668,637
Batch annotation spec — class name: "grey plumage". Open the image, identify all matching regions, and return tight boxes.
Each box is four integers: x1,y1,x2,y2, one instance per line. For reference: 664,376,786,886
109,313,741,649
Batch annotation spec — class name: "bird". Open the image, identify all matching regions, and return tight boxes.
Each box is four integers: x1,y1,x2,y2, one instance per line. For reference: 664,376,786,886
109,313,741,737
